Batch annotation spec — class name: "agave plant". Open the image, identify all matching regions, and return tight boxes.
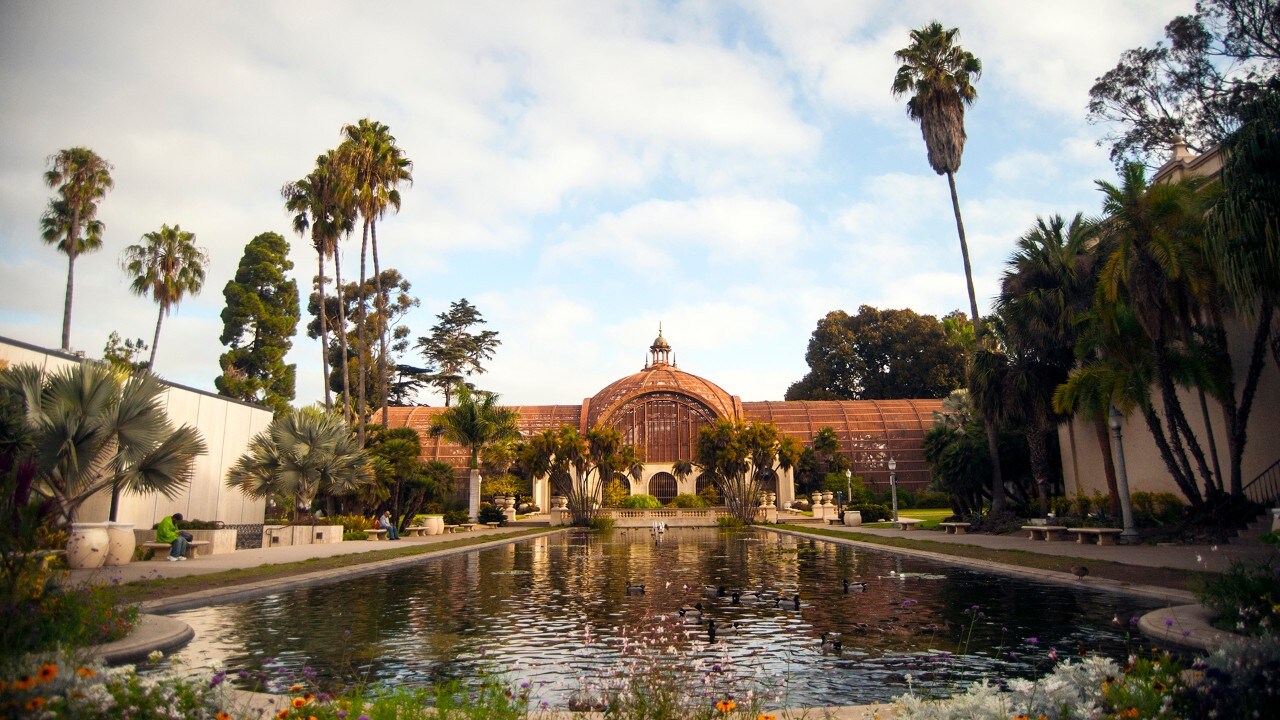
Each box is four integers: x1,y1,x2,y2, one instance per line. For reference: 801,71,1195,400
0,361,207,523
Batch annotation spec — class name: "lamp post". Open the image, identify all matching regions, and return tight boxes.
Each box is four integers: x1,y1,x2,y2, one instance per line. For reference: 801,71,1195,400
1108,406,1139,544
845,468,852,508
888,457,899,522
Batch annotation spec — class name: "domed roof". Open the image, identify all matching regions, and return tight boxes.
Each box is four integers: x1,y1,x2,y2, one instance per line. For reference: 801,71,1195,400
587,337,738,428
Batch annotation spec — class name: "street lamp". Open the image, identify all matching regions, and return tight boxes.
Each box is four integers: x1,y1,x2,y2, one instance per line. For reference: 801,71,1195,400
888,457,899,522
845,468,852,508
1108,406,1139,544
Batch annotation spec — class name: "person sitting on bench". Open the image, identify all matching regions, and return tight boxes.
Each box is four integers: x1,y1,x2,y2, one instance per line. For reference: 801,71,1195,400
156,512,194,561
379,511,400,540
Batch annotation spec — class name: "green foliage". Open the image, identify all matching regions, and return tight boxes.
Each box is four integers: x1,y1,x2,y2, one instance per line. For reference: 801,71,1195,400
696,485,719,507
121,223,210,367
343,531,368,541
442,509,469,526
668,493,707,509
42,147,114,350
924,389,1037,516
215,231,300,414
102,332,150,373
1195,560,1280,636
821,472,869,501
429,387,521,470
415,298,501,407
1,583,138,670
715,516,745,529
910,490,953,509
477,504,506,525
620,494,661,509
602,477,630,508
481,473,525,499
329,514,374,533
847,502,891,522
696,420,800,525
786,306,967,401
1130,491,1185,525
588,516,616,532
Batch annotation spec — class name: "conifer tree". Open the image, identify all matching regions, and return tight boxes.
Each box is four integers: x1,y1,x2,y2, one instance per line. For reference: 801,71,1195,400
416,299,501,406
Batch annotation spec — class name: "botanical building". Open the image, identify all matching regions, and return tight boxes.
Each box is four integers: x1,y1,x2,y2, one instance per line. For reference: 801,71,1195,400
388,332,943,512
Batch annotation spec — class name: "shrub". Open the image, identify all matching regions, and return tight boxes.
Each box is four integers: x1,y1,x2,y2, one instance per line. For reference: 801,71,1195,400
847,502,890,522
588,516,616,532
668,493,707,508
621,494,662,509
696,485,720,506
602,478,628,507
716,516,745,529
2,581,138,669
1196,560,1280,636
342,531,368,541
912,490,952,509
1131,491,1184,525
477,504,506,525
329,514,374,534
443,509,469,525
1050,495,1074,517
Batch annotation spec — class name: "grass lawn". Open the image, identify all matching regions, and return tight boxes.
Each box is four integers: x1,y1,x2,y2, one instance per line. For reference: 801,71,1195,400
863,507,953,529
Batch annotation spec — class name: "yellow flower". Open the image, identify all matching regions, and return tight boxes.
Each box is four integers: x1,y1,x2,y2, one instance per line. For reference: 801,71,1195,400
716,698,737,713
25,696,47,711
37,664,57,683
292,696,309,707
758,715,777,720
76,667,96,678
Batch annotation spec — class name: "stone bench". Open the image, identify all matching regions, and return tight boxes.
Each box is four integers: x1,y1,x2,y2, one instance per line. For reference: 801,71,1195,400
404,526,427,537
484,522,502,529
1068,528,1123,545
364,528,388,540
141,540,210,560
1022,525,1069,541
938,522,971,535
893,519,922,530
457,523,476,532
443,524,459,533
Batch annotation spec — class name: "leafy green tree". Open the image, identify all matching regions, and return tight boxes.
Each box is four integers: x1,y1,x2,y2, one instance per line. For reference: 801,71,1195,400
216,232,300,414
283,149,356,412
519,425,643,526
120,224,210,369
367,426,442,530
1087,0,1280,168
695,420,800,525
416,299,502,406
226,406,373,519
340,118,413,438
42,147,114,350
0,361,207,523
102,331,150,373
787,306,967,400
308,268,419,416
924,389,1037,515
891,24,1006,513
428,387,521,520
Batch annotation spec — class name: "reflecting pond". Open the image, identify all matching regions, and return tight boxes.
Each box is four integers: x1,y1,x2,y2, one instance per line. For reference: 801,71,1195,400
162,528,1162,707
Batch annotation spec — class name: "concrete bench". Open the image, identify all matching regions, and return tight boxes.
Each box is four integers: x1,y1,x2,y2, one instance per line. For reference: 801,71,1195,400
404,526,427,537
1022,525,1069,541
1068,528,1123,545
484,522,502,529
457,523,476,532
364,528,388,540
938,522,971,535
141,540,210,560
443,524,459,533
825,517,845,525
893,519,922,530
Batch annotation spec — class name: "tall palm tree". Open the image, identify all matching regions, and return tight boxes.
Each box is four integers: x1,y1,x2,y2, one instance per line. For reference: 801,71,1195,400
226,406,372,518
891,22,1006,511
340,119,413,441
121,224,210,369
42,147,114,351
283,150,356,412
428,386,521,520
1,361,207,523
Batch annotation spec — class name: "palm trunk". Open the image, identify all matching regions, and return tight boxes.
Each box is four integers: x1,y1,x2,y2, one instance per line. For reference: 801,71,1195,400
1027,422,1051,516
946,170,1004,513
371,221,389,429
149,307,164,368
62,252,76,351
356,221,370,448
316,250,333,410
334,242,352,424
1093,416,1120,515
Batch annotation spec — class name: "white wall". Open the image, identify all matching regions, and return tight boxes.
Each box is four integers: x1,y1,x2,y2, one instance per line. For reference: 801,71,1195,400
1,335,270,527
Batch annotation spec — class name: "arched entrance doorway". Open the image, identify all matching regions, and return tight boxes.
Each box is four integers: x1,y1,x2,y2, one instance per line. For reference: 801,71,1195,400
649,472,677,504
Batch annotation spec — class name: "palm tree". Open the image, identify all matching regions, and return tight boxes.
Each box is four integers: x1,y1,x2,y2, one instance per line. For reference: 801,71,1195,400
43,147,114,351
0,361,207,523
428,386,521,520
121,224,210,369
892,22,1005,512
226,406,373,518
283,150,356,412
339,118,413,441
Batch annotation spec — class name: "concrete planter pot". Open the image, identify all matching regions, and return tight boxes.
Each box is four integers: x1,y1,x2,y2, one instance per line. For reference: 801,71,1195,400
67,522,109,569
843,510,862,527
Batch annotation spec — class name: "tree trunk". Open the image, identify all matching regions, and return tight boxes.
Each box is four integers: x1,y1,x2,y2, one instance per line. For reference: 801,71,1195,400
1196,388,1223,494
356,221,370,448
149,307,165,368
1093,416,1120,515
1027,423,1051,516
316,250,332,410
371,221,389,429
334,241,352,424
62,252,76,351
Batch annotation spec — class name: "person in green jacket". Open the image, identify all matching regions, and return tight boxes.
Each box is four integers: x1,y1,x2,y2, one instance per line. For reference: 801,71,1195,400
156,513,194,561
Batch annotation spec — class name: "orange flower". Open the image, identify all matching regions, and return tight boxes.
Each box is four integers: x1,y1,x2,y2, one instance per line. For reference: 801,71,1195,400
758,715,777,720
716,698,737,713
0,680,8,693
25,696,47,711
37,664,57,683
76,667,96,678
216,712,232,720
290,683,304,692
292,696,309,707
276,710,289,720
1121,709,1140,719
12,675,35,691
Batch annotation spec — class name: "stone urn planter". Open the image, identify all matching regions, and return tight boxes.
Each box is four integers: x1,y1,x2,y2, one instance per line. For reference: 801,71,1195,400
424,515,445,535
103,522,136,566
821,491,834,506
843,510,863,527
552,495,568,510
66,522,110,569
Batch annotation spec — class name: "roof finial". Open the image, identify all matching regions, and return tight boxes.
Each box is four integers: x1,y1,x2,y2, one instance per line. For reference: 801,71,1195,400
649,325,672,365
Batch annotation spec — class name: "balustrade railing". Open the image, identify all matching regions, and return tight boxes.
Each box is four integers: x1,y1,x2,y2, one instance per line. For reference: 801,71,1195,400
1242,458,1280,507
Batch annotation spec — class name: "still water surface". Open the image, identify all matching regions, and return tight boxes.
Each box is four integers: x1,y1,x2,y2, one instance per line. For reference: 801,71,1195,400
164,528,1161,706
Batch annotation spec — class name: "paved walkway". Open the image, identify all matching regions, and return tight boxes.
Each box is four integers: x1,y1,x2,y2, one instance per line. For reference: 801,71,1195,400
68,523,546,588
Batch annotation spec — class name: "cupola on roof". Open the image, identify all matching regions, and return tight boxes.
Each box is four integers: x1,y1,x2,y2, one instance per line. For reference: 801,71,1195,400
586,330,737,429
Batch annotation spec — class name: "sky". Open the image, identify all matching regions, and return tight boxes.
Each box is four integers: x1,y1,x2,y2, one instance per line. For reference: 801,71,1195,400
0,0,1193,408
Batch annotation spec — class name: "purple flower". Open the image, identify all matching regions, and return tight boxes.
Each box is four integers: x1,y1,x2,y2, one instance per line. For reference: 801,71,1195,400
358,715,371,720
1130,616,1141,626
336,712,347,719
901,599,918,608
1048,648,1059,661
1165,617,1175,628
209,671,226,687
1027,637,1038,645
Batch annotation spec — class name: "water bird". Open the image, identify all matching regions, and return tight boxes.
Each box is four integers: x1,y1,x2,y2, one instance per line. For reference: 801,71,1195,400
843,579,867,593
731,591,741,605
820,632,843,652
626,583,645,595
678,602,704,618
1071,565,1089,580
707,619,717,643
705,585,727,598
791,593,802,611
